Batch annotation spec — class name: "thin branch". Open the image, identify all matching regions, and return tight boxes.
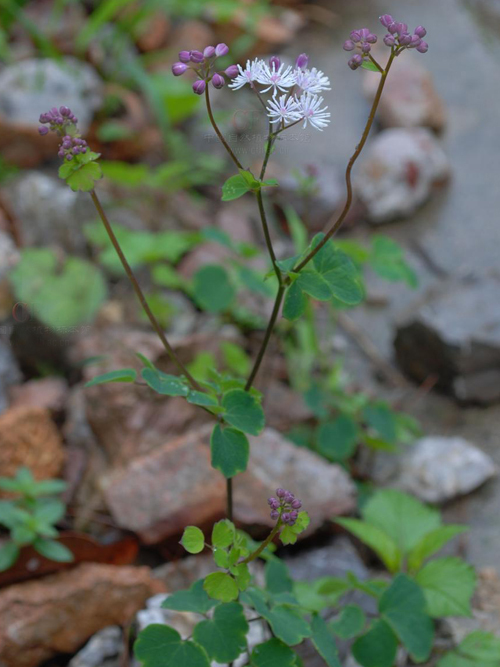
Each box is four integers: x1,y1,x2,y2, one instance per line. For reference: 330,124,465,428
89,190,202,391
205,85,243,170
227,478,233,521
293,53,396,273
243,521,281,564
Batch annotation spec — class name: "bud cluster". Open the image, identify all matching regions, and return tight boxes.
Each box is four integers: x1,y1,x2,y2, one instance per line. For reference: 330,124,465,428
267,488,302,526
343,28,378,70
171,44,239,95
379,15,428,53
38,106,89,161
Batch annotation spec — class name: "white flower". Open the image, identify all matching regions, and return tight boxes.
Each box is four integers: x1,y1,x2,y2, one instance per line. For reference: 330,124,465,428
229,59,265,90
294,67,331,94
297,92,331,131
256,62,296,94
266,94,301,125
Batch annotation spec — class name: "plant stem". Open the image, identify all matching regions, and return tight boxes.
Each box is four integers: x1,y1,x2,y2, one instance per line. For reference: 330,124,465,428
227,478,233,521
243,521,282,564
293,53,395,273
89,190,202,391
205,85,243,171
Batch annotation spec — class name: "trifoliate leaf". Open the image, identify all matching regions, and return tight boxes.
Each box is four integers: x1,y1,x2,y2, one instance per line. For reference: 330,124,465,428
311,234,364,305
280,512,310,546
296,271,332,301
85,369,137,387
316,415,358,461
181,526,205,554
193,602,249,663
265,559,293,596
231,563,251,591
212,519,236,549
283,281,307,321
408,525,468,573
134,624,210,667
221,389,265,436
211,425,250,478
203,572,239,602
336,518,402,573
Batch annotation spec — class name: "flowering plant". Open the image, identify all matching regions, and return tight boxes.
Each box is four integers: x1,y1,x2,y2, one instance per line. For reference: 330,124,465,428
33,14,461,667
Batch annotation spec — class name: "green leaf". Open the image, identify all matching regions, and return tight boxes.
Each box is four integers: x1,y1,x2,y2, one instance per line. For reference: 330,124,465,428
221,389,264,436
33,538,73,562
311,234,364,305
336,518,402,573
317,577,352,599
265,559,293,595
161,579,217,614
212,519,236,549
134,624,210,667
352,619,398,667
31,479,67,496
283,281,307,321
193,602,248,663
221,341,251,377
192,265,236,313
415,557,476,618
280,511,310,546
181,526,205,554
361,60,381,72
239,169,261,188
204,572,239,602
262,178,279,187
211,425,250,479
186,390,219,407
222,174,252,201
408,525,468,573
0,542,20,572
362,489,441,555
85,368,137,387
141,368,189,397
451,630,500,664
330,604,366,639
317,415,358,461
231,563,251,591
12,524,37,546
9,249,107,329
33,499,65,525
66,161,102,192
263,604,311,646
370,236,418,288
251,639,296,667
296,271,332,301
379,574,434,662
362,404,397,444
310,614,341,667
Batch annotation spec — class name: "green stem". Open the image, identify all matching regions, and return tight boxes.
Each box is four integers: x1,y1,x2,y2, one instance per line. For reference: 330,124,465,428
89,190,202,391
293,53,395,273
227,478,233,522
205,85,243,171
243,520,282,564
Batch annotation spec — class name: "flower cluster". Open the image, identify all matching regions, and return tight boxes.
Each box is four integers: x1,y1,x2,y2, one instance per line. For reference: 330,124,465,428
343,16,428,70
38,106,89,161
229,54,331,132
343,29,378,70
380,15,428,53
268,488,302,526
171,44,239,95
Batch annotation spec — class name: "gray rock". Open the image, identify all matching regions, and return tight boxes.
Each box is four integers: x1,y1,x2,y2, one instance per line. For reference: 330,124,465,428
0,57,102,133
4,172,94,255
394,436,497,503
0,231,20,282
394,276,500,403
0,339,22,414
285,537,369,582
356,128,450,223
68,626,122,667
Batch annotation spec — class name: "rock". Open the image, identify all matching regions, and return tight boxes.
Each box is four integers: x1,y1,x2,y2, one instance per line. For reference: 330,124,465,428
0,563,162,667
392,436,497,504
356,128,450,224
3,172,95,255
0,339,22,414
284,537,369,582
8,377,68,416
0,407,64,490
0,58,103,168
394,276,500,403
363,58,446,132
103,425,356,544
263,381,314,432
0,231,20,282
68,626,122,667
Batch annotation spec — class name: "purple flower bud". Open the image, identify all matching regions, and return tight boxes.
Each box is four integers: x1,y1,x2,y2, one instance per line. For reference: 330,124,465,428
204,45,216,58
416,41,429,53
282,513,291,524
268,497,277,506
211,73,225,89
399,33,412,46
284,492,295,504
269,55,281,70
366,33,378,44
295,53,309,69
414,25,427,38
379,14,394,28
290,510,299,520
359,28,370,39
409,35,422,48
190,50,204,63
291,499,302,509
59,106,71,116
192,79,206,94
361,42,371,53
387,23,398,34
224,65,239,78
348,54,363,70
179,51,191,63
65,154,73,161
38,126,49,136
394,22,408,35
215,43,229,57
172,62,188,76
350,30,361,42
343,40,356,51
276,488,286,498
384,34,396,46
270,510,279,520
